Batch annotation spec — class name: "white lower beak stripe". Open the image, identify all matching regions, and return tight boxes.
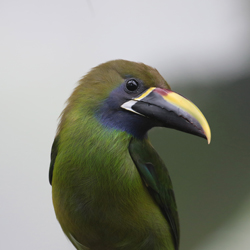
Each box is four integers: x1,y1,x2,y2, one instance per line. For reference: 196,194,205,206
121,100,145,116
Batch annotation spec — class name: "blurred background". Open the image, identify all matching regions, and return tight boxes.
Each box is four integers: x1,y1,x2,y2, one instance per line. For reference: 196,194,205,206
1,0,249,249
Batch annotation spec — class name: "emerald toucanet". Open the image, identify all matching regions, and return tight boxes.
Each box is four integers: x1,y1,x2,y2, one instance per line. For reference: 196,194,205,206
49,60,211,250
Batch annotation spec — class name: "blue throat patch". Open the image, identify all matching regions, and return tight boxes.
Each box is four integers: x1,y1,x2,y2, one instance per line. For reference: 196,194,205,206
96,84,154,139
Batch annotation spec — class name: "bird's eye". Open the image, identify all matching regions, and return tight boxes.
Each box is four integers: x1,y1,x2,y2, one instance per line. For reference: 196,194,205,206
126,79,139,92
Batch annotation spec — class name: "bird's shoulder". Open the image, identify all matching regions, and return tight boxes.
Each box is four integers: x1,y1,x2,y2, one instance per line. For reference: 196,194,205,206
129,138,180,250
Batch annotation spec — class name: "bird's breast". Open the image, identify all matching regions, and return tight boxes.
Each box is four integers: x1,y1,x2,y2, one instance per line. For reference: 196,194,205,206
52,130,172,249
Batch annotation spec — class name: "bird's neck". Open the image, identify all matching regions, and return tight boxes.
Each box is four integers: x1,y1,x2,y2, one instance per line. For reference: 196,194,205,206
59,114,140,183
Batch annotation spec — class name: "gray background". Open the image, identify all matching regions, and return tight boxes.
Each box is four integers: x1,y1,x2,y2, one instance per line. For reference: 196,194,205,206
1,1,250,249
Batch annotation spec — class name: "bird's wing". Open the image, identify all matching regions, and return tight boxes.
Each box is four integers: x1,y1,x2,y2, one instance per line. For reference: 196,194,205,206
129,138,180,250
49,136,59,185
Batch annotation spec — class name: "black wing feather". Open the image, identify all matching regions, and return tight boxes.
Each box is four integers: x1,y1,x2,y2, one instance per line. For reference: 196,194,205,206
49,136,59,185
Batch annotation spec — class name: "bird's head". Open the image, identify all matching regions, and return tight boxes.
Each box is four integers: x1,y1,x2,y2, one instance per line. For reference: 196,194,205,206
64,60,211,143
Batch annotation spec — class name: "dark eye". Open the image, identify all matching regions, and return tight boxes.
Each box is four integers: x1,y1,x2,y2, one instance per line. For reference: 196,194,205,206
126,79,139,92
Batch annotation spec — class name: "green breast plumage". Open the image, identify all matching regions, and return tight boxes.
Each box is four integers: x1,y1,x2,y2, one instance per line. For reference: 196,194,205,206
51,117,177,250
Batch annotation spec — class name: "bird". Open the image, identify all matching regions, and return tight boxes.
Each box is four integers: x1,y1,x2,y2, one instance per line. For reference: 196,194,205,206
49,59,211,250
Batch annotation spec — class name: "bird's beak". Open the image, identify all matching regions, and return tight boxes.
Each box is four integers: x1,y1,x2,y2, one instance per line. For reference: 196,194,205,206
121,87,211,144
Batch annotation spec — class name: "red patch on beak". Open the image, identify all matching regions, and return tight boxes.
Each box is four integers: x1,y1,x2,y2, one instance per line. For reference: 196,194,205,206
153,88,172,96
